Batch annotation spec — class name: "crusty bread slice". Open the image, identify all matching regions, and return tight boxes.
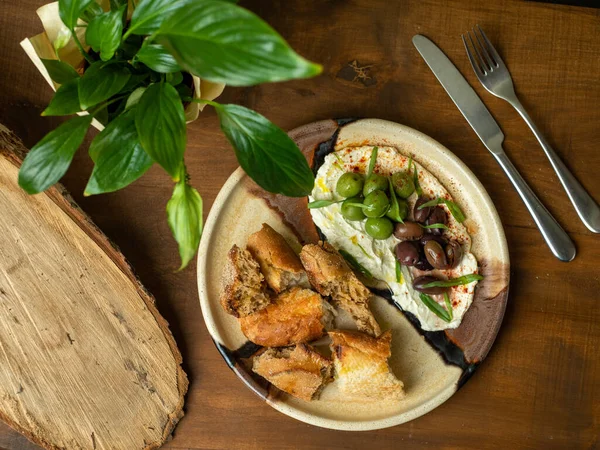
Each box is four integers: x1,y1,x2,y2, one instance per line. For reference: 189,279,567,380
329,330,404,401
220,245,271,318
239,287,335,347
247,223,310,293
252,344,333,401
300,242,381,337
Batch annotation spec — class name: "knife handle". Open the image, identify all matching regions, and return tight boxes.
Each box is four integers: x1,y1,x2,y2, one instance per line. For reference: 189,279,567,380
492,151,576,262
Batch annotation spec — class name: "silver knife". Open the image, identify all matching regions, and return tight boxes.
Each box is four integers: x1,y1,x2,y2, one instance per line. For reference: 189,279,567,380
412,34,575,262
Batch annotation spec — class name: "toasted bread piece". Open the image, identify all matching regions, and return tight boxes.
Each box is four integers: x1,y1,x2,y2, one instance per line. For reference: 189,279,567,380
253,344,333,401
247,224,310,293
300,242,381,336
220,245,271,318
329,330,404,401
239,287,335,347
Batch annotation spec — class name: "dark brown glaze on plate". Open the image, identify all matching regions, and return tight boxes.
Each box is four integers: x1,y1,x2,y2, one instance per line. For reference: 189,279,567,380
247,119,510,374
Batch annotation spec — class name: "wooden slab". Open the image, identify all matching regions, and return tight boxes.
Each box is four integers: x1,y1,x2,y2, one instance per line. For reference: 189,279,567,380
0,125,188,450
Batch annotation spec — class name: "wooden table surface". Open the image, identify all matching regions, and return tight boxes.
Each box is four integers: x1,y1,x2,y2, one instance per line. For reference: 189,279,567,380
1,0,599,448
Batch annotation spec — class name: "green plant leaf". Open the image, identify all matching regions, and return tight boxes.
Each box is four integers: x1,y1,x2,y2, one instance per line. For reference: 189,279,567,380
41,59,80,84
135,44,181,73
94,106,109,125
78,61,130,110
86,6,126,61
413,165,423,196
85,109,154,195
118,34,145,60
79,2,104,22
395,259,403,283
53,27,73,53
110,0,128,10
444,293,453,321
156,0,322,86
422,274,484,288
420,223,448,230
125,86,146,110
59,0,95,29
135,82,186,179
367,146,378,177
120,72,150,93
417,197,466,223
175,83,193,100
18,115,92,194
307,199,342,209
212,103,314,196
418,293,452,323
443,199,466,223
42,78,81,116
386,177,404,223
166,71,183,85
167,176,203,270
126,0,187,36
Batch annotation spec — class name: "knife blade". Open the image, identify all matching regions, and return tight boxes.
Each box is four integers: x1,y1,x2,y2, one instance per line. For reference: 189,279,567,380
412,34,504,154
412,34,576,262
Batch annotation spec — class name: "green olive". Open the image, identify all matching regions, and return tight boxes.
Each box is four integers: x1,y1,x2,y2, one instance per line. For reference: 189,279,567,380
336,172,364,198
341,196,366,221
363,191,389,218
363,174,388,196
391,171,415,198
365,217,394,240
386,198,409,222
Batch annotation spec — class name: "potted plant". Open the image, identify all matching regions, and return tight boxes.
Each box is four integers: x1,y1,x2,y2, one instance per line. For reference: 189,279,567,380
19,0,321,269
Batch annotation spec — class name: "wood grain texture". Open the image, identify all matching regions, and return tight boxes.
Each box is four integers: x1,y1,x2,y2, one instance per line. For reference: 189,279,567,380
0,128,188,449
0,0,598,448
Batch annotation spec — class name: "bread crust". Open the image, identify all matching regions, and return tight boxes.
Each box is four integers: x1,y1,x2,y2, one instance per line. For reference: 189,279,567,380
252,344,333,401
329,330,404,401
300,242,381,336
239,287,328,347
329,329,392,359
247,223,309,293
220,245,270,318
300,241,351,285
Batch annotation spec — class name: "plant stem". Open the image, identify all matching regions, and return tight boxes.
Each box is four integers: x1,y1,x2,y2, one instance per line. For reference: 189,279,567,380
87,94,129,116
123,28,157,44
191,98,220,108
71,29,94,64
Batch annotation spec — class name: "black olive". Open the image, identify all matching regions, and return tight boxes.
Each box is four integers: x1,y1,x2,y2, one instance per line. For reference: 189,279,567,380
394,241,420,266
414,197,433,223
413,275,450,295
393,221,423,241
445,240,464,269
425,206,448,236
424,240,449,269
414,254,434,271
420,234,447,247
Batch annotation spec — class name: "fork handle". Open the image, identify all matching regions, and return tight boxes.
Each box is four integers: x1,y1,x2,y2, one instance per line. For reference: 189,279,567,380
493,151,576,261
508,97,600,233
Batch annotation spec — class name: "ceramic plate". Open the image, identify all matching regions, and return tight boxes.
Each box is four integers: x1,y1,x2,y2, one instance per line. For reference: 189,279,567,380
197,118,509,431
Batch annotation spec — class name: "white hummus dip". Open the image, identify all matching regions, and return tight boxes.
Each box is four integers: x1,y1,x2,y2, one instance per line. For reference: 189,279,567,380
309,146,479,331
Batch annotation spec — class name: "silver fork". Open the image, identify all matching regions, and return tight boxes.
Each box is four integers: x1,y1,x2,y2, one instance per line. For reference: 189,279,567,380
462,25,600,233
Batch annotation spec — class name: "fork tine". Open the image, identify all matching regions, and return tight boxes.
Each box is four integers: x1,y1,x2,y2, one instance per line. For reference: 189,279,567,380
472,27,496,70
476,24,505,68
462,34,485,77
467,31,489,74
